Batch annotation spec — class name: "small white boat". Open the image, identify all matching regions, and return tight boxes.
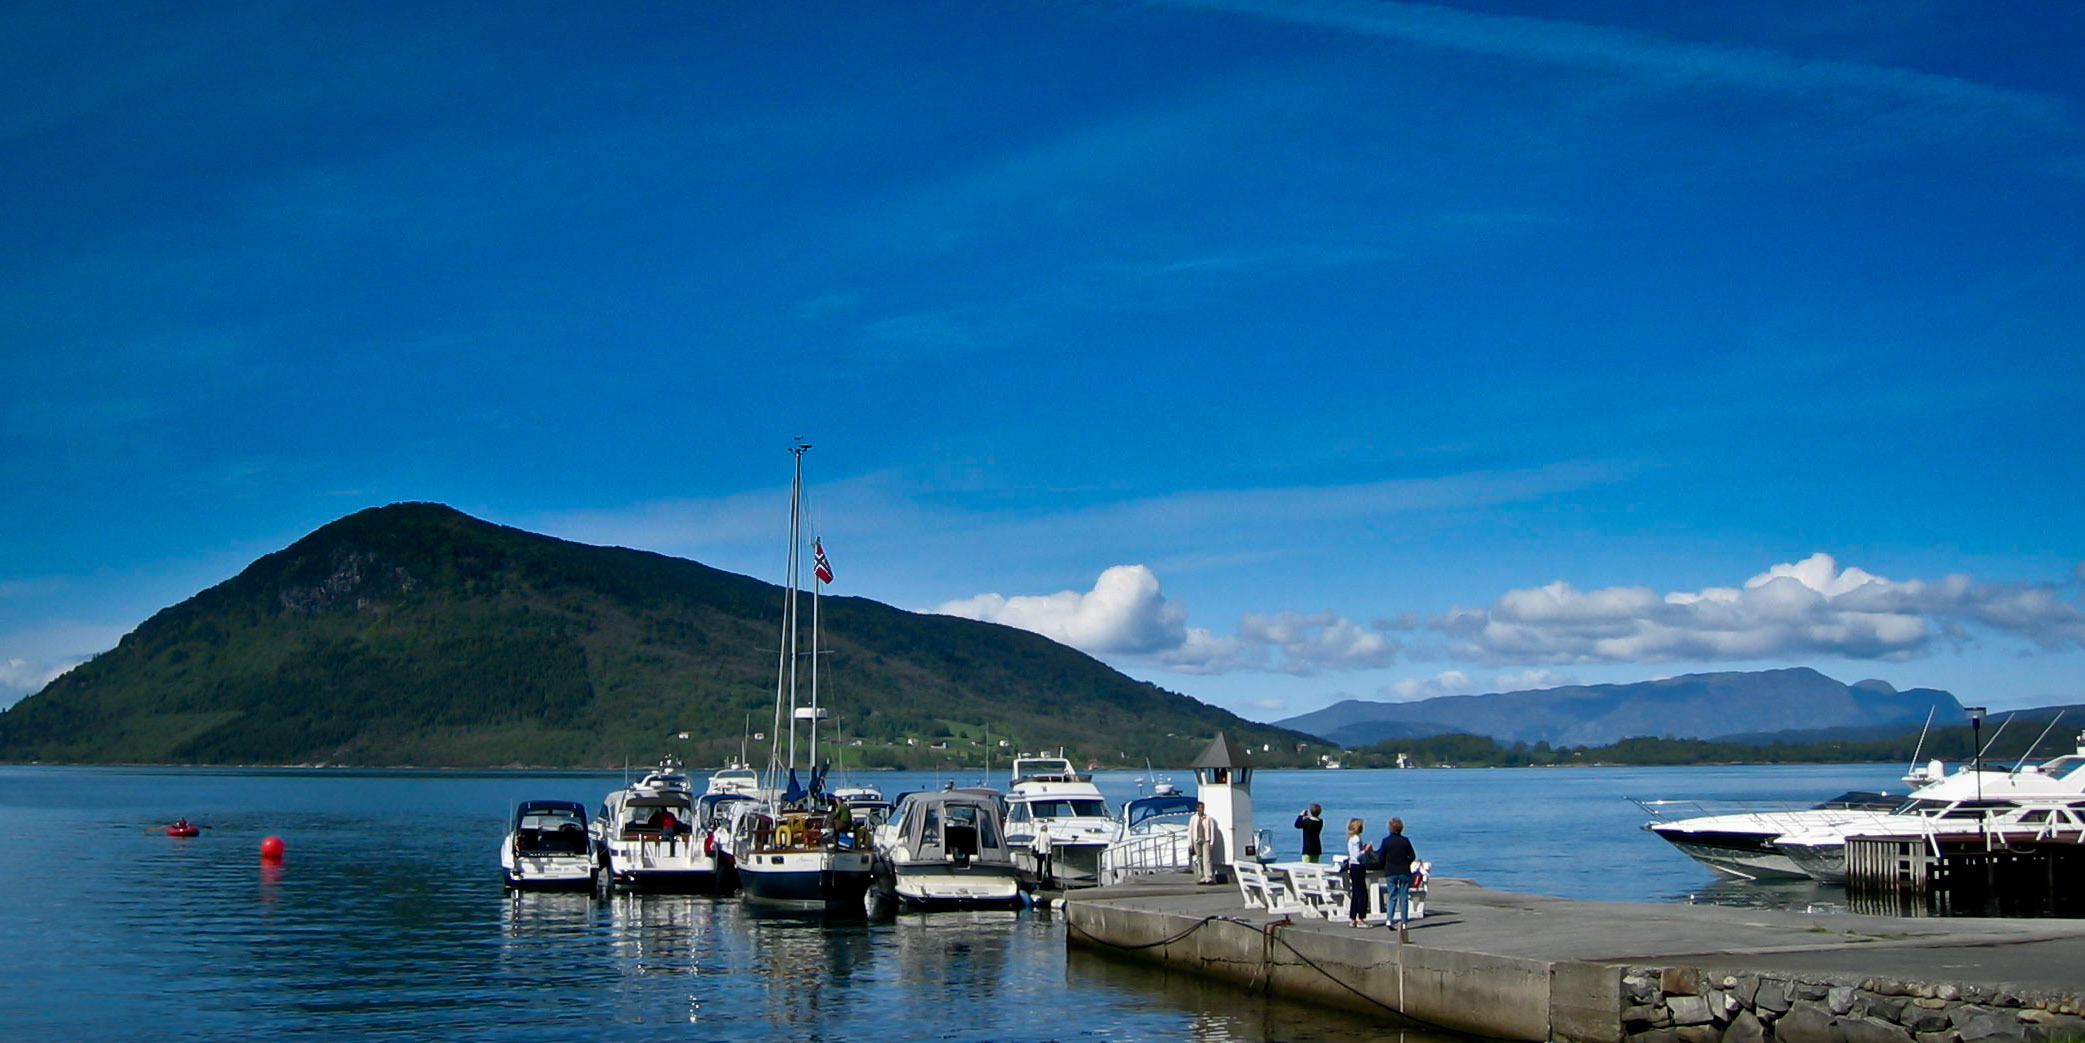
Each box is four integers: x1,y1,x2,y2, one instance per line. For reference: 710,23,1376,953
871,789,1023,909
1003,755,1118,888
595,757,728,893
1098,787,1198,884
501,800,597,891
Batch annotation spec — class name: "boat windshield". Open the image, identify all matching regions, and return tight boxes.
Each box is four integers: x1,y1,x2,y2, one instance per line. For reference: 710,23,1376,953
2037,754,2085,781
1125,795,1197,828
1025,798,1110,818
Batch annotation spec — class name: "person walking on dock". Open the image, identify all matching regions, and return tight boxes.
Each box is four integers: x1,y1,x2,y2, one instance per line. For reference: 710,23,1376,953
1294,804,1324,863
1344,817,1372,927
1377,817,1418,932
1190,802,1219,884
1031,823,1055,888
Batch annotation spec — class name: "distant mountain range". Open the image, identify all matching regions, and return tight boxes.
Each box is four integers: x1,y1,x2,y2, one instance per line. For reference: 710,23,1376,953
0,503,1320,768
1275,668,1967,749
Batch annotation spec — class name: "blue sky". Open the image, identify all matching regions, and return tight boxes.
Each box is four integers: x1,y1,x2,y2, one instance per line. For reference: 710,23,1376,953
4,0,2082,723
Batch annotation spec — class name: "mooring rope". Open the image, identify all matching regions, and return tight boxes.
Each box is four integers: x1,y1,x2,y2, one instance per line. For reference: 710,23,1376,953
1063,912,1457,1032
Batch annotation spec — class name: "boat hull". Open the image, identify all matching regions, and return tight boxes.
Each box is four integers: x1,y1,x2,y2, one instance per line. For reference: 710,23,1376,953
738,849,874,909
878,861,1024,910
1648,827,1808,880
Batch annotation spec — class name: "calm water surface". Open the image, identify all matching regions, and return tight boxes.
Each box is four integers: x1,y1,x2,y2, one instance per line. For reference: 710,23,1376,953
0,761,1905,1040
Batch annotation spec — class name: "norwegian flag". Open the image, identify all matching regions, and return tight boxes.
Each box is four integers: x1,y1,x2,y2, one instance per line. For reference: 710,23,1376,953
813,539,834,585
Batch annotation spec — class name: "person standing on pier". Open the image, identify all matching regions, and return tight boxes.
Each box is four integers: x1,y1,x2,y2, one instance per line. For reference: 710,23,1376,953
1189,802,1219,884
1344,818,1372,927
1294,804,1324,863
1031,823,1055,888
1377,817,1418,931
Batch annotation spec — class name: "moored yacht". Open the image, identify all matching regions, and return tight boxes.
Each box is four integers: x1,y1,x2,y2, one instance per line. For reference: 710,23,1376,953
1771,731,2085,882
733,442,874,910
870,789,1023,910
595,757,729,892
501,800,598,891
1003,755,1118,888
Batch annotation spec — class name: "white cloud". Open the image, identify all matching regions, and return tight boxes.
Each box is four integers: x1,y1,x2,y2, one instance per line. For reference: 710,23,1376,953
0,656,81,707
938,564,1187,656
938,566,1399,676
1492,668,1576,692
1421,553,2085,666
1384,671,1475,701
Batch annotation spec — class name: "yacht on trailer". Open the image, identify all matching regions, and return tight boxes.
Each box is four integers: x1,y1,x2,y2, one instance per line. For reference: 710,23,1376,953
1002,755,1119,888
870,788,1024,909
731,442,874,910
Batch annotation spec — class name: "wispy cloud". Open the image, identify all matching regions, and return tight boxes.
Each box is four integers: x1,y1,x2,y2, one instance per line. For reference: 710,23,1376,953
1414,553,2085,666
938,553,2085,682
1156,0,2074,136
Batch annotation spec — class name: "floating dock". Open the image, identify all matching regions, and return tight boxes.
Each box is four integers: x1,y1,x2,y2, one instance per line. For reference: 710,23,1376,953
1847,832,2085,919
1061,875,2085,1043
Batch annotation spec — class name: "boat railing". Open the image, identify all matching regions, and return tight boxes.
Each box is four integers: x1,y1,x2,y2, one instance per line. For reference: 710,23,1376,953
1099,830,1190,886
1629,796,1893,822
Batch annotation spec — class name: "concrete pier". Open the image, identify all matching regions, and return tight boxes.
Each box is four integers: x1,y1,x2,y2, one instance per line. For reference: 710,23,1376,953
1061,875,2085,1043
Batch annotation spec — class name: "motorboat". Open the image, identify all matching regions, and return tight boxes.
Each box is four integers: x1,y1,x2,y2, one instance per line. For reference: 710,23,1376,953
1771,731,2085,882
733,442,874,910
870,789,1023,910
1635,790,1903,880
501,799,598,891
1003,755,1119,888
832,784,895,830
595,756,727,892
705,762,762,798
1098,787,1199,884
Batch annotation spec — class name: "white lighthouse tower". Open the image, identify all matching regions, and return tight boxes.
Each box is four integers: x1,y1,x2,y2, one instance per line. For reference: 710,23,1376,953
1190,732,1257,877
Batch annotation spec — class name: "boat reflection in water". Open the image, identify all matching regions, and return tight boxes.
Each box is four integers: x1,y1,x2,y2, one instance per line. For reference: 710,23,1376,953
740,905,876,1033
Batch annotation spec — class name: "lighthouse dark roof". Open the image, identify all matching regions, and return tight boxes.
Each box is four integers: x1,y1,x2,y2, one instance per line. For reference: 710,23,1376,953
1190,732,1252,769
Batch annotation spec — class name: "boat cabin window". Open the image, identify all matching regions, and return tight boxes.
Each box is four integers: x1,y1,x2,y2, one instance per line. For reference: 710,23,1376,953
921,807,941,845
1026,798,1109,818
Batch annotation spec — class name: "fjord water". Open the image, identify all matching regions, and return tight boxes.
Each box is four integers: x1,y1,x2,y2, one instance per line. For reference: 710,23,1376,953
0,761,1900,1041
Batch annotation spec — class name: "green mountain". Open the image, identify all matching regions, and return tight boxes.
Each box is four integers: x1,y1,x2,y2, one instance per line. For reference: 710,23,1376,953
0,503,1321,769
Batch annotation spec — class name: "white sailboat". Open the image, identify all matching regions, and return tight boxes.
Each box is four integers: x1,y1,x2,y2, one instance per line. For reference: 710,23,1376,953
732,441,874,910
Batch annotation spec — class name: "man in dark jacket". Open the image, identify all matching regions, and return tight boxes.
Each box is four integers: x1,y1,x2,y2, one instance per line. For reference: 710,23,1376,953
1293,805,1324,863
1376,817,1418,931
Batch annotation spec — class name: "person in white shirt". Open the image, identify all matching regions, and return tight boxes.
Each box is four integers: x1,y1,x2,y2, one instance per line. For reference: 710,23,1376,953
1189,803,1219,884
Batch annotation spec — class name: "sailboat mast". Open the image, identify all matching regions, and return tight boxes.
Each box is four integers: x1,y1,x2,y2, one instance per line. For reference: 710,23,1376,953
809,547,822,778
785,442,807,787
768,441,809,797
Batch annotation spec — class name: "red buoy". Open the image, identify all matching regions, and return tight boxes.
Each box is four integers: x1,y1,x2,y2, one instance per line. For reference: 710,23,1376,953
259,835,285,859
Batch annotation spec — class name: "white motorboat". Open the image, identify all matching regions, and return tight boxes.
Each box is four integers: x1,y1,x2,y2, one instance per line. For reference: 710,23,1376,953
595,756,729,893
1635,789,1903,880
500,799,598,891
732,442,873,910
1771,730,2085,882
1098,786,1198,884
832,784,895,830
1003,755,1118,888
870,789,1024,909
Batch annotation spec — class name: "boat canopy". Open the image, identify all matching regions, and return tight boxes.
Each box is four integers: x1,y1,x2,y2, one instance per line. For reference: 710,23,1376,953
895,792,1008,862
